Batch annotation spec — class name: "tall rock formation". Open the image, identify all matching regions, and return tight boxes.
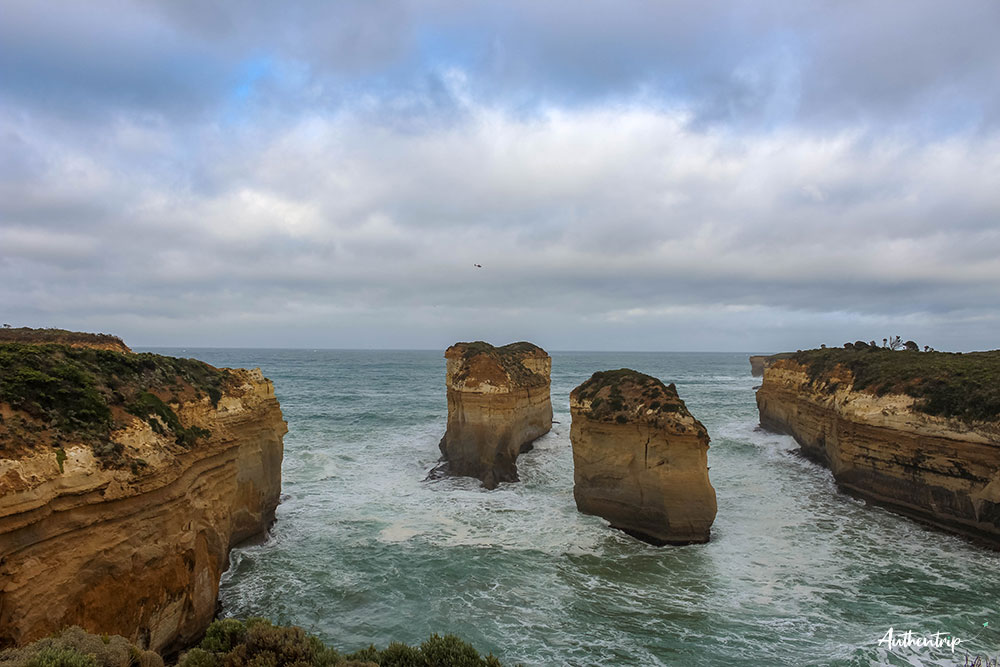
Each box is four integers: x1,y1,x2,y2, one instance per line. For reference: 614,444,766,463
438,341,552,489
0,342,286,653
756,349,1000,546
570,370,716,545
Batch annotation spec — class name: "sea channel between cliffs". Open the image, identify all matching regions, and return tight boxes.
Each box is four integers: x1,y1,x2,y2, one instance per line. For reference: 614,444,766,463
169,348,1000,667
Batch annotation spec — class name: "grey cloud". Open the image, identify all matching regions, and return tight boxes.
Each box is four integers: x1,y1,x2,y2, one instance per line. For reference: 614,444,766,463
3,2,1000,349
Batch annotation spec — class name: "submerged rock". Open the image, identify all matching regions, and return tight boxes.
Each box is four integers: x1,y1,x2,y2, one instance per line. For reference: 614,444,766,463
570,369,716,545
437,341,552,489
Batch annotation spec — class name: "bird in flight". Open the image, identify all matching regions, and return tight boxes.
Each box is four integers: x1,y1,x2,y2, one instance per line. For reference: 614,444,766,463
474,263,483,268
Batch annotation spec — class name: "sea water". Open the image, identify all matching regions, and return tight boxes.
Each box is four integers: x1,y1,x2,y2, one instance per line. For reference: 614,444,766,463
139,349,1000,666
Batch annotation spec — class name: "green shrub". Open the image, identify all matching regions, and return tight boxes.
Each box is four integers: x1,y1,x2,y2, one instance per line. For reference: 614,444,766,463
341,647,378,664
419,634,499,667
0,627,162,667
184,619,340,667
371,643,423,667
199,618,249,654
23,647,97,667
176,649,218,667
0,342,227,465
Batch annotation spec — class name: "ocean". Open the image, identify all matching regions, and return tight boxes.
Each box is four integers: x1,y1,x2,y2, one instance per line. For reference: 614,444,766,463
139,349,1000,666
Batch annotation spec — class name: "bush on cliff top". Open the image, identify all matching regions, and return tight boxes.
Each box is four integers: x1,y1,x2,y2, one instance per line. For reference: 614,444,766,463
572,369,691,427
0,343,228,465
790,347,1000,422
179,619,504,667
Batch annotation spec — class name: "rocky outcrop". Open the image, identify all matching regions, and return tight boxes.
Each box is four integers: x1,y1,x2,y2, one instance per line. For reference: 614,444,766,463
749,353,793,377
0,364,286,653
437,341,552,489
757,358,1000,546
570,370,716,545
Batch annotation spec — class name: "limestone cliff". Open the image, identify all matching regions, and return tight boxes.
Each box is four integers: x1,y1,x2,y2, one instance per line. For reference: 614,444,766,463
749,353,794,377
0,344,286,653
437,341,552,489
756,350,1000,546
570,370,716,545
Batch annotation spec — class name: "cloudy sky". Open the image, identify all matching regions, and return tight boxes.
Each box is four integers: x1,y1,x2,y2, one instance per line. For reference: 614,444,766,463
2,1,999,351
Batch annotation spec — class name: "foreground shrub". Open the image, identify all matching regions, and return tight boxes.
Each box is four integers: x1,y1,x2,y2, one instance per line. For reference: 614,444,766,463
180,619,341,667
0,627,162,667
184,620,503,667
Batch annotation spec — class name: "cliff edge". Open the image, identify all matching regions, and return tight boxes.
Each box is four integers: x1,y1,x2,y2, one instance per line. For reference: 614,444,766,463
0,342,286,652
570,369,716,545
756,347,1000,546
749,353,794,377
0,327,131,353
437,341,552,489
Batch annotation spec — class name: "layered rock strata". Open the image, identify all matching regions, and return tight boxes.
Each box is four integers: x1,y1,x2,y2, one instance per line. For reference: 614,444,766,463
749,353,794,377
0,361,286,653
570,370,716,545
757,358,1000,546
438,341,552,489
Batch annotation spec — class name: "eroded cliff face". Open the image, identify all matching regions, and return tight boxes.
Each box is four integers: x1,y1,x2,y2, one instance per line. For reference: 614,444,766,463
0,368,286,653
757,361,1000,545
438,342,552,489
570,370,716,545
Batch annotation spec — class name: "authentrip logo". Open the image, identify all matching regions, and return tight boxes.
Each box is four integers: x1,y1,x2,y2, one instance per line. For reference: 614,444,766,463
877,627,963,653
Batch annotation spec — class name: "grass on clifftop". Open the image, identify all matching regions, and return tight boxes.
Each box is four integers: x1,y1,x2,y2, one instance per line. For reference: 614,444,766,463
448,341,548,387
0,343,228,466
0,327,130,351
790,347,1000,422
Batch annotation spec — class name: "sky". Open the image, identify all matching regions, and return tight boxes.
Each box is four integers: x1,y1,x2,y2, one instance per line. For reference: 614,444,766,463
1,1,999,351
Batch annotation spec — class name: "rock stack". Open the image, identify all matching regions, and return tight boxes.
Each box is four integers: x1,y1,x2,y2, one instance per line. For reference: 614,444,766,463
570,369,716,545
438,341,552,489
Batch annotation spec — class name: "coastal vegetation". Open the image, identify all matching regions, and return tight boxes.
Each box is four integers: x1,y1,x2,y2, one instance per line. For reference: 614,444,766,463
0,327,130,352
447,341,549,387
0,622,505,667
572,369,686,426
0,342,227,465
790,347,1000,422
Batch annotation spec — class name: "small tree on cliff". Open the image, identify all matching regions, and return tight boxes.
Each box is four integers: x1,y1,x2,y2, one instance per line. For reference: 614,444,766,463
881,336,901,350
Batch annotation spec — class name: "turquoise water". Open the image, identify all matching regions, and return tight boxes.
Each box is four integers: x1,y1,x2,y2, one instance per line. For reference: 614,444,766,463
141,349,1000,666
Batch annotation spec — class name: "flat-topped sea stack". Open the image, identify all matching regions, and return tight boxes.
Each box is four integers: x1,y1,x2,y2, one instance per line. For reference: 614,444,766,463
438,341,552,489
570,370,716,545
757,347,1000,546
0,333,286,652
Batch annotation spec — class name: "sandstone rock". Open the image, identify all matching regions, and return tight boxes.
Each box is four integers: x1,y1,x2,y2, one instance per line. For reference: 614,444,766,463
570,369,716,545
756,358,1000,546
0,366,286,653
749,353,794,377
437,341,552,489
